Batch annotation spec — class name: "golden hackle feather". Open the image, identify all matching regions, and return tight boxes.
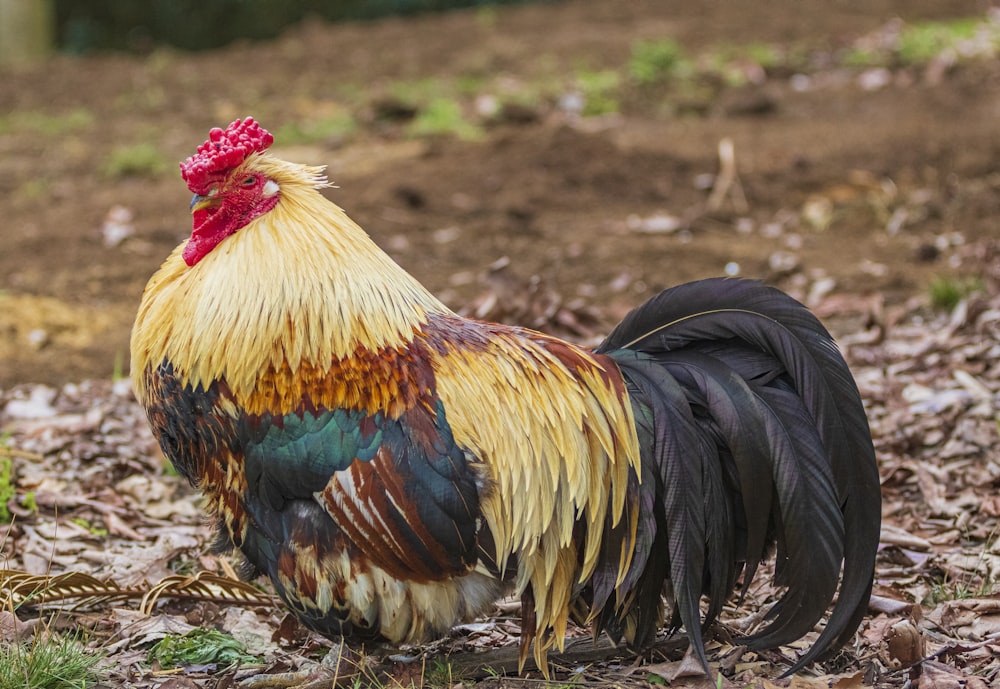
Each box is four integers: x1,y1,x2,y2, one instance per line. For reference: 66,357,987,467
131,154,445,412
432,329,641,666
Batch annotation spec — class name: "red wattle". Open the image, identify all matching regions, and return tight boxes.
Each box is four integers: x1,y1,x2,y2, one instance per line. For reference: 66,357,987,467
181,191,278,266
183,208,231,266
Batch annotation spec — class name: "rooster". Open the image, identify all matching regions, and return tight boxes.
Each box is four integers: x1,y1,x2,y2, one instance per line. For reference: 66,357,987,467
131,118,881,681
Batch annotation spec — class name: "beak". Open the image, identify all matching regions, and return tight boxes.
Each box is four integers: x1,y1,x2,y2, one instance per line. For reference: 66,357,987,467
190,194,219,214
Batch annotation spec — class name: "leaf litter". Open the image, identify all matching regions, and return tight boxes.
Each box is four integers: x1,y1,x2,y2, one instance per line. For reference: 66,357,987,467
1,242,999,687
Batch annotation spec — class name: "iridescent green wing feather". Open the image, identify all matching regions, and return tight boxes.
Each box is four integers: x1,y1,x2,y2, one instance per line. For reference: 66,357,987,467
237,396,481,583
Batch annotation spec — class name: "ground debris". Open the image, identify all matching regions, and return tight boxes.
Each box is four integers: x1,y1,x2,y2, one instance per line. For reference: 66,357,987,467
2,254,1000,686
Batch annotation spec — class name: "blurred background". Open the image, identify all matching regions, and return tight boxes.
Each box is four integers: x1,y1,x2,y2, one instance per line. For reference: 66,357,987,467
22,0,534,55
1,0,998,387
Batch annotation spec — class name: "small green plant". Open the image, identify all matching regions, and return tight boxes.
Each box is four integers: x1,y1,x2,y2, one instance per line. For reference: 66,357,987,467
843,16,990,69
842,45,885,68
69,517,108,537
926,566,995,604
743,42,784,69
0,632,105,689
389,77,452,105
575,69,621,116
275,113,357,145
0,109,94,137
148,628,257,670
103,142,168,178
629,38,690,84
0,439,14,523
426,658,458,688
928,275,983,311
167,554,199,575
455,74,487,97
408,98,482,140
925,526,998,604
897,18,980,64
481,665,503,680
111,349,125,383
13,178,49,204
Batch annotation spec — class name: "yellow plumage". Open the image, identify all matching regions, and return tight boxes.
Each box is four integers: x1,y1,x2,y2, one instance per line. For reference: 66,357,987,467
132,155,443,411
432,328,641,666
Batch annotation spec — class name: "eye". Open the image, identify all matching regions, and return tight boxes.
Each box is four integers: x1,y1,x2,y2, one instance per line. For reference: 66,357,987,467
241,176,257,186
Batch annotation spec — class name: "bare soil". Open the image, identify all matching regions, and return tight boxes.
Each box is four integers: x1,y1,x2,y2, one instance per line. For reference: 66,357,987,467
1,0,998,388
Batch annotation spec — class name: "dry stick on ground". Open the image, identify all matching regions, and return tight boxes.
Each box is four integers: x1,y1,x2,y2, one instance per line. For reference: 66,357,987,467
443,635,690,680
706,137,748,214
0,445,42,462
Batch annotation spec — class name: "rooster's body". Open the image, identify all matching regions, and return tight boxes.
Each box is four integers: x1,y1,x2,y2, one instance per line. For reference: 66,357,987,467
132,118,880,674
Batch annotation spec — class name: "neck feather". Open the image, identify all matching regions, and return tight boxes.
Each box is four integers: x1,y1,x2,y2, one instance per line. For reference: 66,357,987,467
131,165,449,404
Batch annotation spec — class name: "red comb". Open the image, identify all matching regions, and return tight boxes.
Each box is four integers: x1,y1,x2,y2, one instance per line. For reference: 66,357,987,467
180,117,274,194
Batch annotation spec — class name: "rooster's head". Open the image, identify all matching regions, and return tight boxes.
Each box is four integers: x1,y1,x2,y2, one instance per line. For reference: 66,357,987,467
179,117,279,266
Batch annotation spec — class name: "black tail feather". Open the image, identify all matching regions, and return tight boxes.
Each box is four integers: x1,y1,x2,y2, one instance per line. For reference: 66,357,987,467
740,382,844,648
657,349,776,596
595,277,880,674
610,350,712,670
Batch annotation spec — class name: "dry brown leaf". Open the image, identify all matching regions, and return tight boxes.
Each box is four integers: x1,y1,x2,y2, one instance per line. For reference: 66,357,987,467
105,510,147,541
3,246,1000,686
646,646,721,684
829,672,866,689
0,610,40,643
880,523,932,551
932,597,1000,639
762,671,866,689
883,618,925,669
104,609,197,654
869,594,914,616
155,678,202,689
917,660,991,689
222,607,282,658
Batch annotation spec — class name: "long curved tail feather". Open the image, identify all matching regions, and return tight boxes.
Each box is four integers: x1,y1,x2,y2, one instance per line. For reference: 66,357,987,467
596,277,880,673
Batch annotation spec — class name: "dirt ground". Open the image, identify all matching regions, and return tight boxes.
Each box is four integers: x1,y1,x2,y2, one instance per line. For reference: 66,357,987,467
1,0,999,389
